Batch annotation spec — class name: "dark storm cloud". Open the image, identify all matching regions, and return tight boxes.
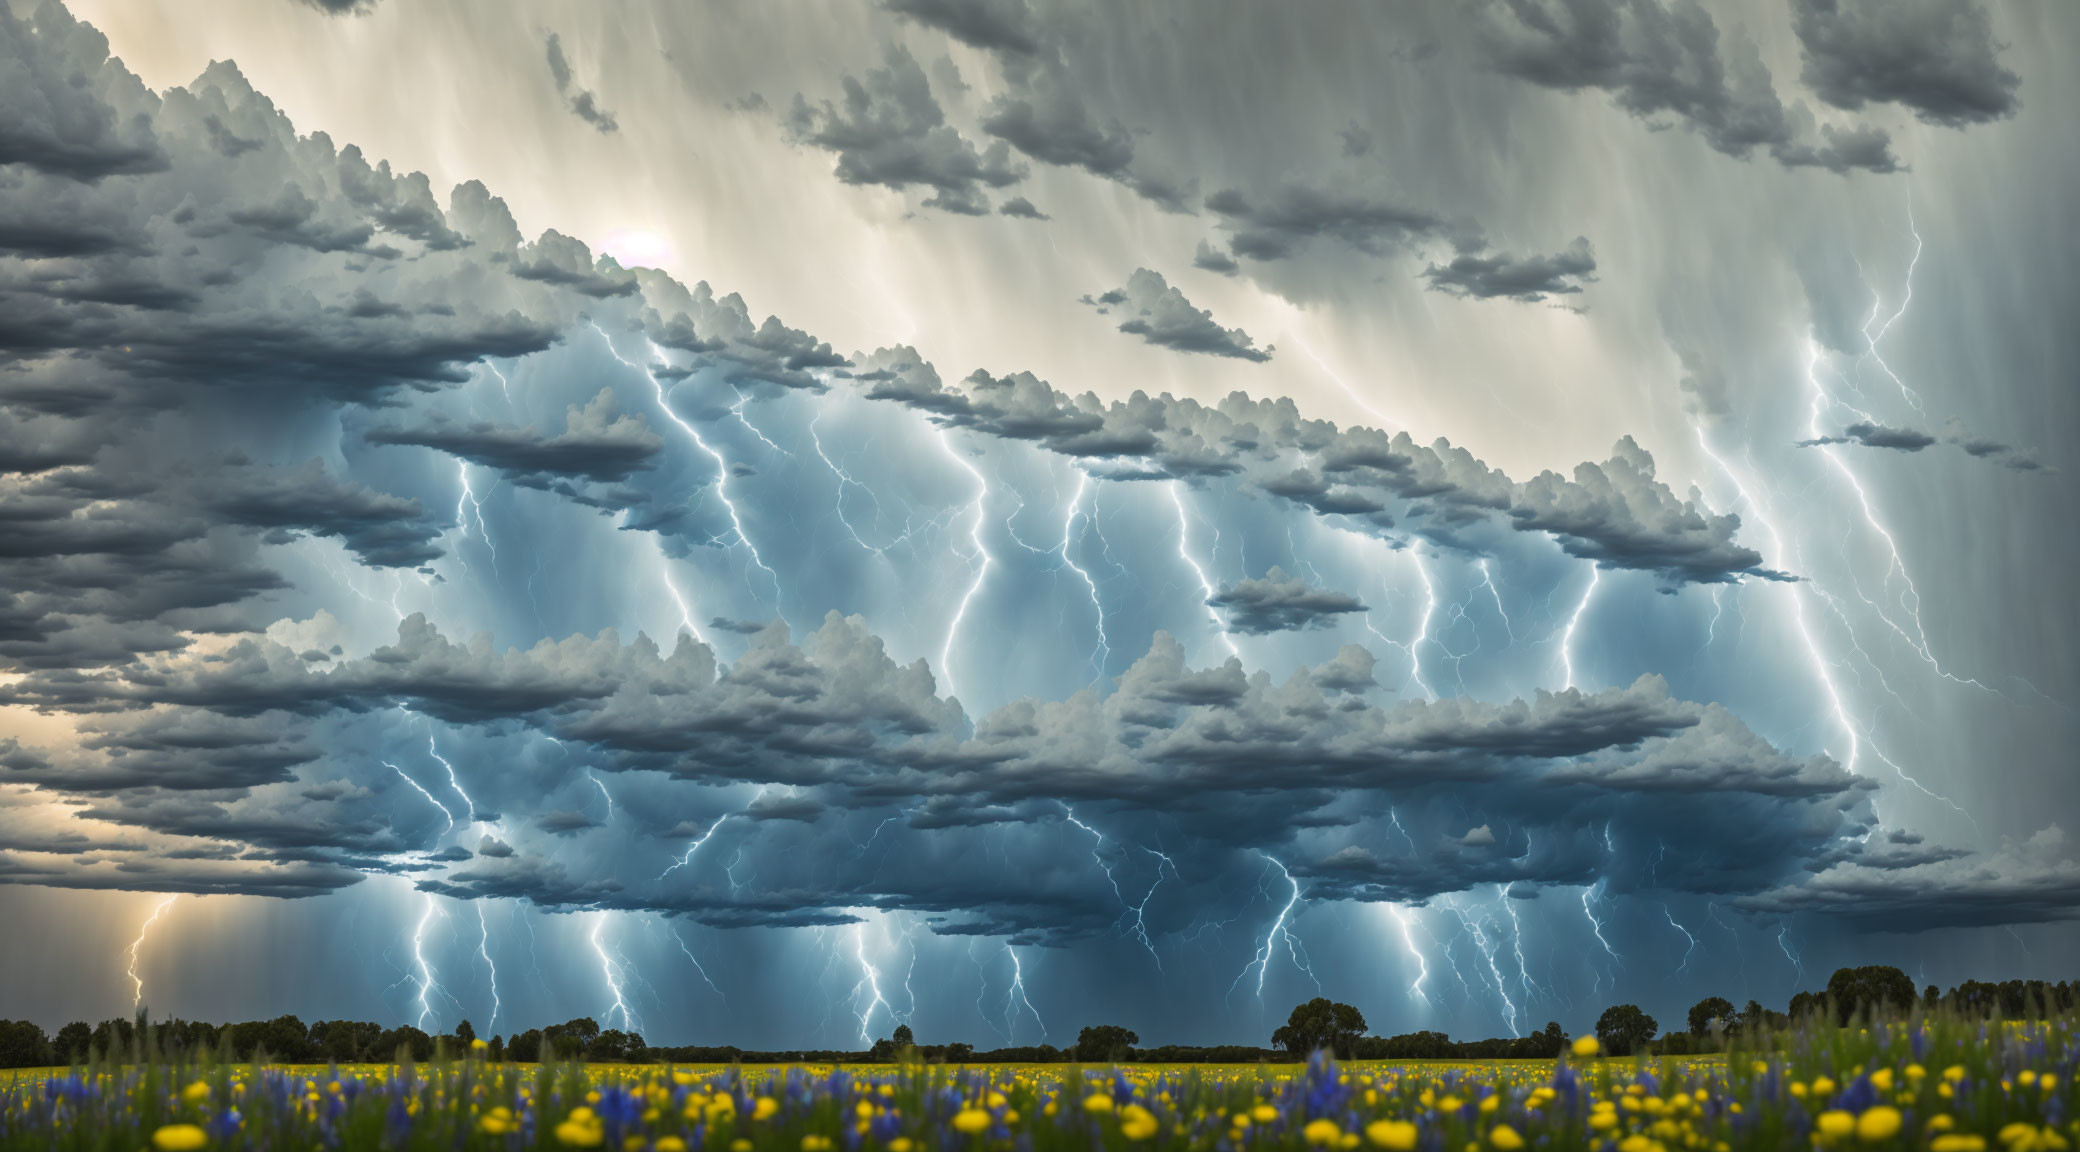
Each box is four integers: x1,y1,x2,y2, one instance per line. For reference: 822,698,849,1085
1206,568,1367,634
977,67,1193,213
637,276,849,392
211,460,446,568
1086,268,1272,362
787,47,1026,216
295,0,380,13
996,196,1046,219
1800,421,1937,451
1423,238,1597,302
1191,242,1239,276
544,33,619,134
853,350,1777,585
366,388,665,486
1740,827,2080,930
1203,185,1450,262
1791,0,2020,127
1482,0,1901,174
0,4,167,181
883,0,1042,57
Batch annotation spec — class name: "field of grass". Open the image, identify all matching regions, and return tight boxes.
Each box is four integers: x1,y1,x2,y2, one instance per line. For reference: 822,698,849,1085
0,1018,2071,1152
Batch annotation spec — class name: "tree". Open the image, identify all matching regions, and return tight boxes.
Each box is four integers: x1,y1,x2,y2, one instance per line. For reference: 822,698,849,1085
488,1034,505,1062
1825,966,1916,1024
53,1022,93,1065
1594,1005,1657,1057
1687,997,1736,1038
456,1019,476,1045
1074,1024,1139,1062
1271,998,1368,1059
892,1024,914,1048
508,1029,543,1062
0,1021,51,1069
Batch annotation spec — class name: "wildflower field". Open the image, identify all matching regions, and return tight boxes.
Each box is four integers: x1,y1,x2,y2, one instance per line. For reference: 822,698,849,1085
2,1018,2073,1152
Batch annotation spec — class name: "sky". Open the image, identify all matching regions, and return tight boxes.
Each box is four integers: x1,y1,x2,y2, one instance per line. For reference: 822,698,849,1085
0,0,2075,1049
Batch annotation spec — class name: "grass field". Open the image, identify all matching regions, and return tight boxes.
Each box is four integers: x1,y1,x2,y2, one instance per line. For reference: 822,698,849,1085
0,1019,2070,1151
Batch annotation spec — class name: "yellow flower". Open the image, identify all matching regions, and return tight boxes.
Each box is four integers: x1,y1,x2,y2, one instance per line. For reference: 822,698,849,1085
1253,1104,1280,1124
1572,1035,1601,1058
556,1121,605,1147
1085,1093,1115,1114
1304,1118,1343,1145
181,1082,211,1105
1588,1112,1618,1132
1930,1138,1986,1152
753,1097,781,1122
801,1137,833,1152
1856,1107,1901,1143
1489,1125,1524,1150
1869,1069,1893,1092
1817,1110,1856,1139
656,1139,687,1152
1813,1077,1837,1097
624,1137,647,1152
1944,1066,1967,1083
1122,1105,1160,1141
953,1108,992,1134
152,1124,209,1152
889,1140,914,1152
1365,1120,1418,1151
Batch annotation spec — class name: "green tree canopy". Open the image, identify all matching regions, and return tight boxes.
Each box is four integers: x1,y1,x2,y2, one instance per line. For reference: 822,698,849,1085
1270,998,1368,1059
1594,1004,1658,1056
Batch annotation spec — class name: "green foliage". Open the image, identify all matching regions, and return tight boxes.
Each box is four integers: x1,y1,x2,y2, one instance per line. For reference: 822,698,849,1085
1074,1024,1139,1062
1687,996,1736,1037
1270,998,1367,1058
1594,1003,1657,1056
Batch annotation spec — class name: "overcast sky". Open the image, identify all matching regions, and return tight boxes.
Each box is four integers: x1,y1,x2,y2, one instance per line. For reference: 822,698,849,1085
0,0,2074,1047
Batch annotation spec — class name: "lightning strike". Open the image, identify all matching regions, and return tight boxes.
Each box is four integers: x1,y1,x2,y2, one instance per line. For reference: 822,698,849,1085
588,911,641,1032
1385,904,1431,1006
1170,482,1241,659
386,761,455,836
1661,903,1698,975
591,322,781,608
1559,565,1600,691
127,894,179,1012
1003,944,1045,1042
850,919,892,1045
669,923,724,997
937,429,994,701
1230,853,1318,1002
475,902,500,1032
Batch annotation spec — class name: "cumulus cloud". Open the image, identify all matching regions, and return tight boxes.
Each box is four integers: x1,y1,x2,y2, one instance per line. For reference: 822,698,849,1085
1741,826,2080,930
787,47,1026,216
1085,268,1272,362
367,388,665,486
1206,567,1367,633
544,32,619,134
1424,238,1597,302
1791,0,2020,127
1483,0,1901,174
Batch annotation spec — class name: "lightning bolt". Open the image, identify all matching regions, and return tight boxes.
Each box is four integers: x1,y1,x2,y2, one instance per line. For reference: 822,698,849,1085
729,385,793,457
937,429,993,701
1559,565,1600,691
1661,903,1698,976
1476,559,1515,646
1229,853,1318,1002
589,911,640,1032
1127,847,1177,971
410,891,449,1032
1695,422,1968,817
1003,944,1045,1043
851,919,891,1045
590,322,780,610
670,922,724,997
386,760,455,837
475,902,500,1032
1171,482,1240,660
659,813,732,880
127,894,179,1013
452,463,496,581
425,735,475,824
1775,921,1805,987
1059,473,1111,678
1580,880,1621,995
1859,203,1926,416
1385,904,1431,1005
1443,895,1519,1035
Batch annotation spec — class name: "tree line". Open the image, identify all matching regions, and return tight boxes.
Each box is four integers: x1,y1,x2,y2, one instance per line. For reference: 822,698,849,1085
2,967,2073,1069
